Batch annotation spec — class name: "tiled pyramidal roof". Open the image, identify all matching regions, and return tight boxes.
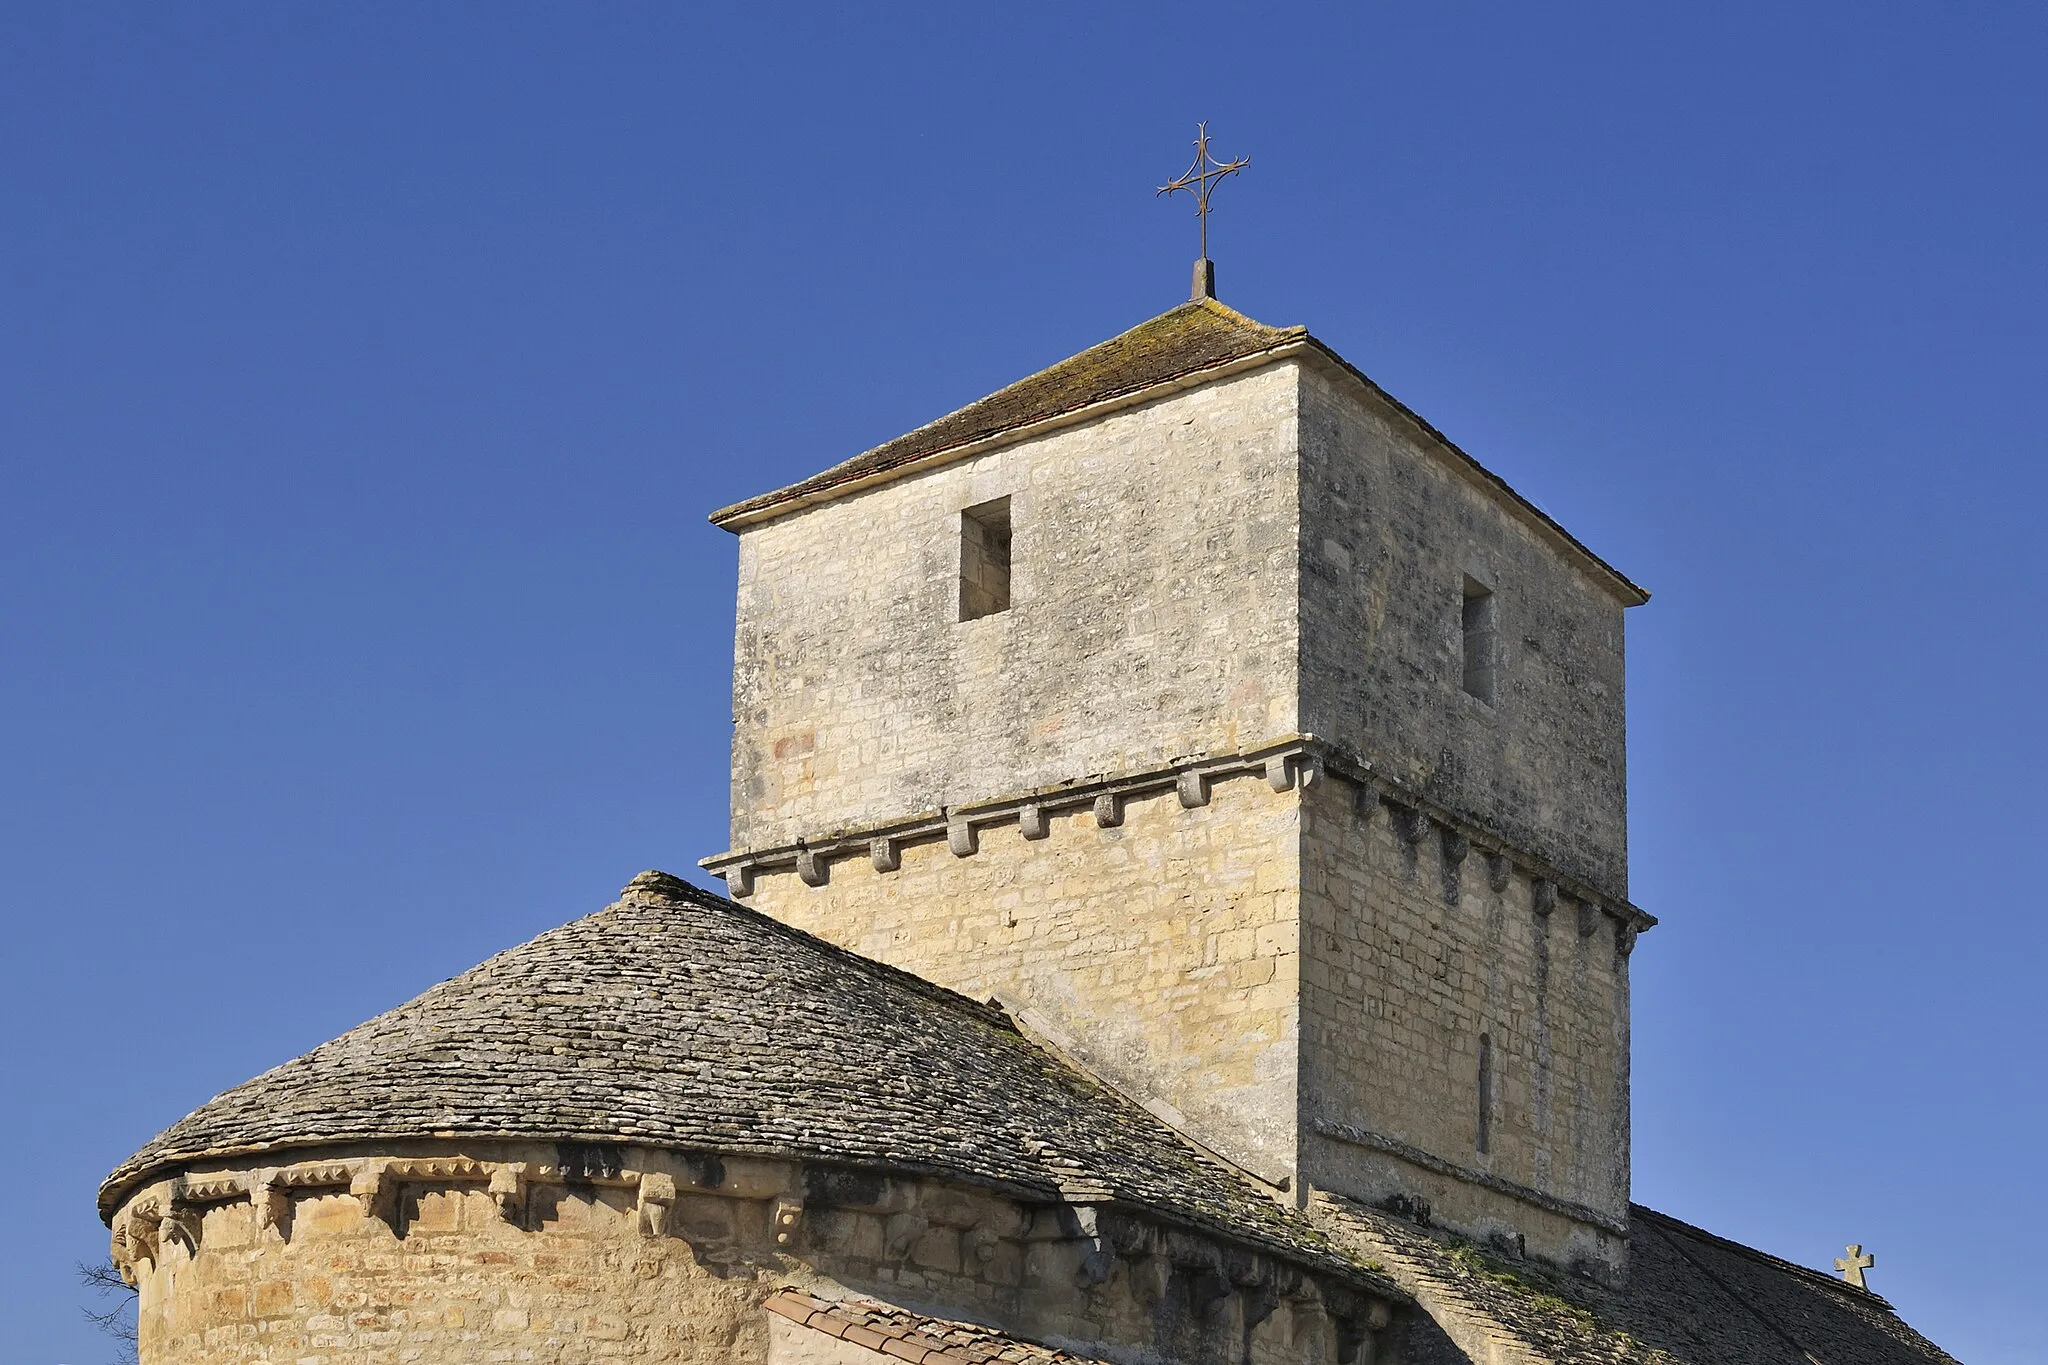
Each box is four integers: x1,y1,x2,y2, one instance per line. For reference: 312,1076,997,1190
98,872,1359,1280
706,295,1645,603
1317,1197,1962,1365
710,298,1305,526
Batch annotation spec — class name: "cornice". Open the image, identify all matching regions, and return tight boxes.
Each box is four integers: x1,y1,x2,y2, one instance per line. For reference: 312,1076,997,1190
701,733,1654,937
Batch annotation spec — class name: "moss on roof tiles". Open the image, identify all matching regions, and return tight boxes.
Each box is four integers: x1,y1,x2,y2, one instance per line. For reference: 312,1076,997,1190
1315,1196,1960,1365
706,296,1647,605
711,298,1304,525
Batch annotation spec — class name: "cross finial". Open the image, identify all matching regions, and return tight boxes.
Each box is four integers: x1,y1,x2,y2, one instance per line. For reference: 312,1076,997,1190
1834,1244,1874,1290
1157,122,1249,301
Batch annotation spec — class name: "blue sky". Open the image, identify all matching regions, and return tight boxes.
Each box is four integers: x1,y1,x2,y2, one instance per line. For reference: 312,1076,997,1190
3,5,2041,1361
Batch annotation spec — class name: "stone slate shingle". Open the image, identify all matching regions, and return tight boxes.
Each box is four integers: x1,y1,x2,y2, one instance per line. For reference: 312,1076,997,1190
1316,1196,1960,1365
98,871,1367,1284
101,871,1959,1365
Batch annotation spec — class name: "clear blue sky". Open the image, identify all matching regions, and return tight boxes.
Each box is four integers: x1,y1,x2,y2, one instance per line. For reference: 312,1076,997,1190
4,5,2040,1361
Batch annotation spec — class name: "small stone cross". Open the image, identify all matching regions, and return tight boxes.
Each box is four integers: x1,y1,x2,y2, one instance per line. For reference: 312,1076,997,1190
1834,1244,1874,1290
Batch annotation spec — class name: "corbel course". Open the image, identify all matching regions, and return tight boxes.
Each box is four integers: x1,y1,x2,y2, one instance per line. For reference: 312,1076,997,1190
699,733,1657,941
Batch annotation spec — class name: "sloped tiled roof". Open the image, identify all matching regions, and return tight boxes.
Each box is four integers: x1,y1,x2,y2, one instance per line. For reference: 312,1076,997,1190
765,1290,1106,1364
98,872,1374,1287
1315,1196,1960,1365
706,297,1646,604
710,299,1303,528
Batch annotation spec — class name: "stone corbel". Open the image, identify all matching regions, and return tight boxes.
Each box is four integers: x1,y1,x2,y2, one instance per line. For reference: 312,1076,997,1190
1352,784,1381,823
1187,1264,1233,1318
1177,770,1211,809
884,1211,927,1259
771,1195,804,1249
948,814,978,857
1019,803,1050,839
1486,852,1513,893
1440,830,1469,865
796,845,828,887
1265,756,1295,792
1392,804,1430,845
351,1160,394,1226
1577,899,1601,938
1531,879,1557,917
1092,793,1122,829
869,837,901,872
123,1192,163,1273
1130,1252,1172,1304
488,1163,527,1222
250,1172,289,1236
1286,1282,1328,1350
109,1213,140,1285
636,1171,676,1238
159,1187,200,1259
966,1224,1001,1265
724,863,755,900
1617,922,1640,957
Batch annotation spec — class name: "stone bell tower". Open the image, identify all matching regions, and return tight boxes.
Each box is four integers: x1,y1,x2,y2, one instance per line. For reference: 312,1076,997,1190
703,296,1653,1280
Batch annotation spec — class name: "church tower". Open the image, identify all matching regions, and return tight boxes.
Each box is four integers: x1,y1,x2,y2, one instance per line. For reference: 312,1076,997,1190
705,295,1652,1280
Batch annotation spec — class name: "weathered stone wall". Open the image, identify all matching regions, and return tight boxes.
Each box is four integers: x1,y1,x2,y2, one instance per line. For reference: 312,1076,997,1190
718,348,1644,1276
1295,361,1632,899
1296,775,1633,1276
728,365,1302,852
113,1142,1393,1365
742,776,1304,1186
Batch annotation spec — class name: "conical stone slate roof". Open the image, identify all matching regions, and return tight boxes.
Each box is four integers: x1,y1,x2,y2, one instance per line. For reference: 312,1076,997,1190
98,872,1363,1279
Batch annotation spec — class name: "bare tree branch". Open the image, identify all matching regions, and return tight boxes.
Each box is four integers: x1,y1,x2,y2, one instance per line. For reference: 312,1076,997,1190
77,1260,140,1364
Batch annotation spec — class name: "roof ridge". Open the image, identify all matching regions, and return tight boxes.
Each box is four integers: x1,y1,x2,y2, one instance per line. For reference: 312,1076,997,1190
1629,1203,1898,1310
710,299,1306,528
1192,294,1302,335
621,870,1018,1031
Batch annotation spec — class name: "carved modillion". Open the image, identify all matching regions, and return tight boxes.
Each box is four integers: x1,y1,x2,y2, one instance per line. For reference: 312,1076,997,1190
251,1172,289,1235
351,1160,394,1226
636,1171,676,1238
488,1163,527,1222
1092,793,1122,829
796,846,828,887
771,1195,804,1249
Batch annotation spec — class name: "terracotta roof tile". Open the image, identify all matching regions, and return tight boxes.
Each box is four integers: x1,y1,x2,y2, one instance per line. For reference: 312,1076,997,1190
764,1291,1107,1365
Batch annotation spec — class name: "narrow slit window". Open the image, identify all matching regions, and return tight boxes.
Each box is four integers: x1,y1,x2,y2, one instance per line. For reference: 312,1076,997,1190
959,497,1012,621
1461,577,1497,704
1476,1032,1494,1154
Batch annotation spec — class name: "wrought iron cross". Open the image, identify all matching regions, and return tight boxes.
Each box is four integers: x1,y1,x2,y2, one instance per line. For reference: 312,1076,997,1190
1834,1244,1874,1290
1158,123,1249,297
